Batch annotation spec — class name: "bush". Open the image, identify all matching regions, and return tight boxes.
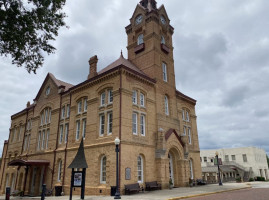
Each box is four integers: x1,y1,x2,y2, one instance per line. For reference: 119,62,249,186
249,178,254,182
256,176,265,181
235,177,241,182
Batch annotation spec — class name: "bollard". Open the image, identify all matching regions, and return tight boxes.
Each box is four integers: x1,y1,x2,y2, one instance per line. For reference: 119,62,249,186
41,184,46,200
5,187,10,200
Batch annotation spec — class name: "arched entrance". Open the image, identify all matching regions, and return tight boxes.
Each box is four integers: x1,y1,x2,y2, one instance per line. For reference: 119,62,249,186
167,147,183,187
168,153,174,186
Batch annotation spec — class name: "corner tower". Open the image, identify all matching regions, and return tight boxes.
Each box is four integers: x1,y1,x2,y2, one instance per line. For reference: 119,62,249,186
126,0,175,89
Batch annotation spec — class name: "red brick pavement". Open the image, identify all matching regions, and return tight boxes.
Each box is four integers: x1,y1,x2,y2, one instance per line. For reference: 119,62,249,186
181,188,269,200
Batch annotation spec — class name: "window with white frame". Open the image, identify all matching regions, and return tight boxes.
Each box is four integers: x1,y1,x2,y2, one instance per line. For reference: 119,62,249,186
140,93,145,107
100,156,107,183
183,126,186,136
182,110,185,121
37,131,41,150
137,34,144,45
162,62,167,82
76,120,80,140
82,119,86,139
59,125,63,144
64,124,69,143
186,111,190,122
101,92,106,106
57,160,62,182
108,90,113,104
132,90,137,104
164,95,169,115
41,130,46,149
140,115,145,136
61,106,65,119
189,159,193,179
45,86,50,95
137,156,143,183
46,130,50,149
243,154,247,162
99,114,105,136
188,128,192,144
132,113,138,135
40,108,51,125
107,112,113,135
84,98,87,112
77,100,82,114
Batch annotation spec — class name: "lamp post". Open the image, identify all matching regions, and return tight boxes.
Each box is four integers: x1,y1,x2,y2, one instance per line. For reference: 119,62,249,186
215,151,223,186
114,137,121,199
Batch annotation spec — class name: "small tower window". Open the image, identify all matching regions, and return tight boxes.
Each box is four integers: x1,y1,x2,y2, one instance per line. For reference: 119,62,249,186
161,36,165,44
137,34,144,45
45,86,50,95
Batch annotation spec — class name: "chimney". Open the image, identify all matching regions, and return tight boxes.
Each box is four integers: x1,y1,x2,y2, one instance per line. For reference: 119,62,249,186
26,101,31,108
88,55,98,79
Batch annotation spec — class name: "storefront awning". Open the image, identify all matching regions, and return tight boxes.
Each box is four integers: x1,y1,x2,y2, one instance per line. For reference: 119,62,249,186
8,159,50,166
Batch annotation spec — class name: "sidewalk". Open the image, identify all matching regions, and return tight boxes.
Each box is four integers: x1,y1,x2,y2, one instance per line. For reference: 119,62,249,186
1,182,253,200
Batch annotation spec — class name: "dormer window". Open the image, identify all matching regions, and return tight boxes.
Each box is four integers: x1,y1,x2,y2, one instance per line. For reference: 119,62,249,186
45,86,50,95
137,34,144,45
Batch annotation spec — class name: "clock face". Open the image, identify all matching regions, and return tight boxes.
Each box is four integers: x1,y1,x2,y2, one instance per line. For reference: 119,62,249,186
160,15,166,25
135,15,143,25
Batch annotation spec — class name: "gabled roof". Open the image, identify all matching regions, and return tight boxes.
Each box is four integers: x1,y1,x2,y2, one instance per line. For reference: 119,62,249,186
165,128,185,147
176,90,197,105
34,73,73,101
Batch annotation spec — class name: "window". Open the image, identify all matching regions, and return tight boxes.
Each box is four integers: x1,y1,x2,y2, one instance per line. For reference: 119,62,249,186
164,95,169,115
137,34,144,45
37,131,41,150
132,90,137,104
58,160,62,182
189,160,193,179
84,98,87,112
137,156,143,183
61,106,65,119
76,120,80,140
188,128,192,144
41,130,46,149
64,124,69,143
183,126,186,135
46,130,50,149
107,113,113,135
186,111,190,122
12,128,16,143
182,110,185,120
140,93,145,107
140,115,145,136
243,154,247,162
82,119,86,139
108,90,113,104
101,92,106,106
46,86,50,95
203,157,207,162
231,155,236,161
132,113,137,135
225,155,229,162
41,108,51,125
161,36,165,44
23,135,28,151
66,105,70,118
100,156,107,183
77,101,82,113
59,125,63,144
162,62,167,82
27,119,32,130
99,114,105,136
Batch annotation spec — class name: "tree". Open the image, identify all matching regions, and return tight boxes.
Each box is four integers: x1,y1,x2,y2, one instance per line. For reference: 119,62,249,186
267,155,269,168
0,0,66,73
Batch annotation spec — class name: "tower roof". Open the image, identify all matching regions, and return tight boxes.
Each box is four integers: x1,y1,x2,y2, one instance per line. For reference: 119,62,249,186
140,0,157,10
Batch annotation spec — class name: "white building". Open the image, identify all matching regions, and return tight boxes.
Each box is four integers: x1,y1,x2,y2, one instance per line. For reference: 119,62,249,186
200,147,269,182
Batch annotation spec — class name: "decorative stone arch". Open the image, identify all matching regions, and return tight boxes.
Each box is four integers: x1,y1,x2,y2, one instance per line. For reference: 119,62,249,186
96,83,115,94
74,92,89,102
39,102,54,112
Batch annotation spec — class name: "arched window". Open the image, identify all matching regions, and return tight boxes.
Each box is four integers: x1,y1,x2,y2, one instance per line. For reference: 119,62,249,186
40,107,51,125
57,160,62,182
189,159,193,179
137,156,143,183
164,95,169,115
100,156,107,183
137,34,144,45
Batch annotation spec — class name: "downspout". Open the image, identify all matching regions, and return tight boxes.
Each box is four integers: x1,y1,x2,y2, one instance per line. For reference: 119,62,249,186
51,92,63,189
62,92,72,194
119,68,122,189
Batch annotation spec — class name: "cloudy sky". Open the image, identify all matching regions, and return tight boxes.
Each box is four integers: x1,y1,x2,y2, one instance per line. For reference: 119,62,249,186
1,0,269,155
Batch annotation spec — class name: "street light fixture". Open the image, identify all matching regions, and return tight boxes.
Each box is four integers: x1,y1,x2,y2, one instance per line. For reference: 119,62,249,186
114,137,121,199
215,151,223,186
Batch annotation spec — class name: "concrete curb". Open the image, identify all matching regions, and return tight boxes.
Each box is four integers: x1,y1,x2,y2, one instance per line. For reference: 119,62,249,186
167,186,252,200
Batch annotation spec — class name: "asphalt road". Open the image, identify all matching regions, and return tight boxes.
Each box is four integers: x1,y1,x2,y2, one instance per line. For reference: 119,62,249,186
181,188,269,200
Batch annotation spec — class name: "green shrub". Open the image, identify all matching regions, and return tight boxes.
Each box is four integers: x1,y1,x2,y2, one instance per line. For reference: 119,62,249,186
256,176,265,181
249,178,254,182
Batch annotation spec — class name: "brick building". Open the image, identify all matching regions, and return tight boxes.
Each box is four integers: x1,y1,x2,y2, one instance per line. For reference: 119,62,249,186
0,0,202,196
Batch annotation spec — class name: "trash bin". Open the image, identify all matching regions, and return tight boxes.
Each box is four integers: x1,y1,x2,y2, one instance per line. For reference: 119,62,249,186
110,186,117,196
55,186,62,196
